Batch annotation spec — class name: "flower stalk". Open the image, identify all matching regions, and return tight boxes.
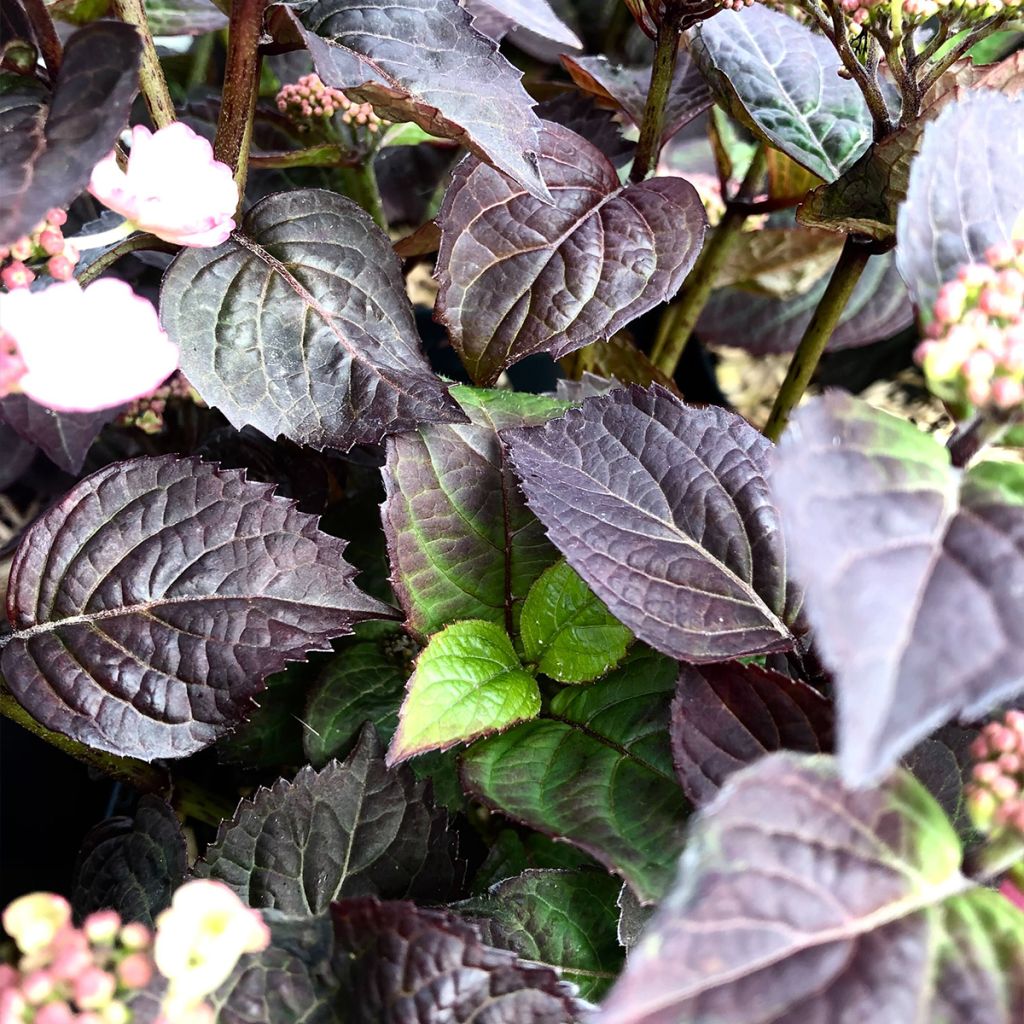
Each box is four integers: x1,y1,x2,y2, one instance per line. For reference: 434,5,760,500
111,0,177,129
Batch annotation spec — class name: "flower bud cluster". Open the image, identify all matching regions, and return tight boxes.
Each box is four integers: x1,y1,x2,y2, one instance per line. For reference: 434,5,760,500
276,74,384,134
624,0,753,37
117,373,197,435
0,895,156,1024
966,710,1024,835
0,209,79,290
914,240,1024,414
834,0,1021,36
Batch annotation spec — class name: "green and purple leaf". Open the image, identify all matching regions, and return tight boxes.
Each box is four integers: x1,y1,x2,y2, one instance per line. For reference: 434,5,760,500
161,189,464,452
197,725,463,912
503,385,800,662
771,394,1024,785
1,456,389,760
435,124,707,385
600,754,1024,1024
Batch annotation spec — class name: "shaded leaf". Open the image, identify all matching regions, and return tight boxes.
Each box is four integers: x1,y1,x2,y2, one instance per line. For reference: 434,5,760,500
382,385,567,637
771,394,1024,785
462,0,582,50
561,334,678,394
303,640,408,767
462,648,689,903
560,52,711,142
690,7,873,182
714,227,844,299
599,754,1024,1024
389,619,539,764
698,251,912,354
535,91,633,168
554,371,623,402
435,123,706,385
71,796,187,927
904,725,979,843
197,725,463,912
161,189,463,452
670,661,833,806
0,413,36,488
331,897,583,1023
0,22,140,246
472,829,596,893
0,395,119,475
765,147,823,203
504,385,798,662
144,0,227,35
1,456,388,760
520,559,632,683
896,91,1024,313
615,882,652,951
454,869,624,1000
274,0,549,200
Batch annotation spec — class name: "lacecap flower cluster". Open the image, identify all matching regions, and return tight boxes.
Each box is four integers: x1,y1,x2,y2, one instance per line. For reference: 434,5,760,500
0,209,79,290
276,74,384,133
966,709,1024,836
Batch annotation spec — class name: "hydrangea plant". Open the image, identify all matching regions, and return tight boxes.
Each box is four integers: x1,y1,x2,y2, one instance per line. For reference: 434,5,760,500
0,1,1022,1022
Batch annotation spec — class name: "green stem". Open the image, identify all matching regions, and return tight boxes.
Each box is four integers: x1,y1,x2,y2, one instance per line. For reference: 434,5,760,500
112,0,176,128
336,160,387,230
763,235,872,442
249,144,353,170
629,11,682,184
215,0,270,201
75,233,179,286
649,148,767,376
967,830,1024,885
187,30,217,91
21,0,62,78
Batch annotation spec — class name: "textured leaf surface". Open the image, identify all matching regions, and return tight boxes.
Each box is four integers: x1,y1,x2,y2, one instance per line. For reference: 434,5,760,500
463,0,581,49
144,0,227,34
71,796,187,926
389,619,540,764
435,123,706,384
896,91,1024,312
520,559,632,683
600,754,1024,1024
698,252,912,354
714,227,843,299
1,456,388,760
772,394,1024,785
462,648,689,903
691,7,872,182
0,22,140,245
455,869,623,1000
560,52,711,141
161,189,462,452
198,726,462,912
276,0,549,199
504,385,798,662
670,661,833,806
0,395,119,474
331,898,583,1023
382,386,566,637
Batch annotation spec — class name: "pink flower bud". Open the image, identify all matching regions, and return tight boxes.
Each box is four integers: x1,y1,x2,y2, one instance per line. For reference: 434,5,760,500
0,987,29,1022
991,375,1024,410
74,967,116,1009
0,330,27,398
38,228,65,256
9,236,33,261
116,952,154,990
46,254,75,281
118,923,152,951
101,1002,131,1024
2,894,72,956
985,241,1018,268
933,279,968,324
46,208,67,227
21,969,54,1004
83,911,121,946
89,123,237,248
1,260,35,289
974,761,1000,784
34,1000,76,1024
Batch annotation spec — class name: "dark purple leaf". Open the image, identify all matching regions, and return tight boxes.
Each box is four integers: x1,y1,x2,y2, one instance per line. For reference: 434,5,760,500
697,252,913,354
600,754,1023,1024
160,189,464,452
382,386,566,637
462,0,582,50
560,53,712,143
1,456,389,760
896,91,1024,313
535,92,633,168
436,124,706,385
71,796,187,927
0,394,121,474
0,22,141,246
0,412,36,488
331,897,584,1023
503,385,799,662
670,661,833,806
272,0,550,200
771,394,1024,785
691,7,873,182
197,726,463,912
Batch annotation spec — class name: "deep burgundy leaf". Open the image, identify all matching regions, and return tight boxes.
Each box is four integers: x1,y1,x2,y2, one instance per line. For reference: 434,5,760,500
599,754,1023,1024
535,92,633,168
160,189,464,452
273,0,549,200
71,796,187,927
896,91,1024,312
0,22,141,246
330,897,584,1023
436,124,706,385
503,385,799,661
1,456,390,760
0,394,119,474
560,53,712,142
0,412,36,488
771,394,1024,785
197,726,463,911
670,661,833,806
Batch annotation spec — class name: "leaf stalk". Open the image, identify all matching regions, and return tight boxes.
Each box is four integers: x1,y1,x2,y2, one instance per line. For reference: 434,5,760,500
629,10,683,183
111,0,177,128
